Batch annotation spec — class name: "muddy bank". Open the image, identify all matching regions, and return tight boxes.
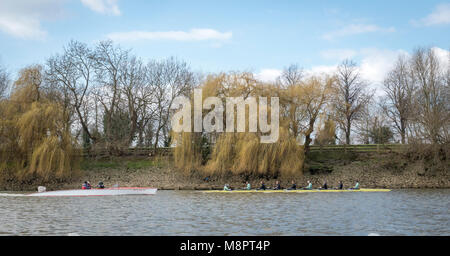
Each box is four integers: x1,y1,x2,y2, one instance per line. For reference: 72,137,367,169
2,151,448,192
70,159,448,190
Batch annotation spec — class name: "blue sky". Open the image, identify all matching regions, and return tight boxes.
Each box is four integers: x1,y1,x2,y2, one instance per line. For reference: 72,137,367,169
0,0,449,84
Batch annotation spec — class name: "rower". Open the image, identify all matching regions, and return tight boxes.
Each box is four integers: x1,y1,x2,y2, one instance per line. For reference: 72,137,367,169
97,181,105,189
321,180,328,190
273,180,281,190
352,181,360,190
82,181,91,190
258,181,266,190
223,184,231,191
304,181,312,190
287,180,297,190
338,181,343,190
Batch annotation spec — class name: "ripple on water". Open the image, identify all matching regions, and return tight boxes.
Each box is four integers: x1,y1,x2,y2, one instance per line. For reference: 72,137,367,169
0,189,449,235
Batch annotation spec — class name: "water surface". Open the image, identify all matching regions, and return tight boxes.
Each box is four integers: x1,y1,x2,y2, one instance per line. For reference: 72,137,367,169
0,189,448,235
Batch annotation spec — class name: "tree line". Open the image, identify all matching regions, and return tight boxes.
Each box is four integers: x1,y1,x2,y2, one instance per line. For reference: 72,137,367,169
0,41,448,180
171,47,448,176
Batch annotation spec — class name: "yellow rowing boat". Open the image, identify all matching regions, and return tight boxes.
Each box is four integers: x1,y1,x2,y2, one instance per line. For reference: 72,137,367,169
202,188,391,193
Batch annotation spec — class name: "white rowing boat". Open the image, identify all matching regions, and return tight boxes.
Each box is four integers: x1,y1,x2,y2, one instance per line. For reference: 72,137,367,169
27,187,157,197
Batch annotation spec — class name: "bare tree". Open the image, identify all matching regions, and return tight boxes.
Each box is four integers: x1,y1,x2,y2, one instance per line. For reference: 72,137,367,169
0,63,9,99
119,56,157,146
276,64,304,140
46,40,96,142
297,75,335,153
409,47,449,144
148,57,196,148
334,59,373,144
382,55,414,144
355,103,393,144
92,40,130,150
277,64,304,88
446,51,450,142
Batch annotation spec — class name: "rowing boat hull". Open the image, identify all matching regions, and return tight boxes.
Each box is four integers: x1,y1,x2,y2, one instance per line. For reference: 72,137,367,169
202,188,391,193
27,187,157,197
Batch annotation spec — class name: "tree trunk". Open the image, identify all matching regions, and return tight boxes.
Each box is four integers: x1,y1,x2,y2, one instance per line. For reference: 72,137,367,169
304,134,312,154
345,119,351,145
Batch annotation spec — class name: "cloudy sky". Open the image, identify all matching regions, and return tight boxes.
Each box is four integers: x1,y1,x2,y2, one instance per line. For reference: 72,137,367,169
0,0,449,87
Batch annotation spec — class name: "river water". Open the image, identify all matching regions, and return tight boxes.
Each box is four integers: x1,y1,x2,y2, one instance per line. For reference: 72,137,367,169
0,189,448,236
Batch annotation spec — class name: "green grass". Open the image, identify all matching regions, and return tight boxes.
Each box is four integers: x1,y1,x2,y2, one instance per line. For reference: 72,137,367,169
125,160,158,169
80,160,121,170
306,151,358,163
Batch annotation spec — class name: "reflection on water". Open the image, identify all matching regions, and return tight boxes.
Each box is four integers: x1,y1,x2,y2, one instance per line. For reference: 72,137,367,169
0,189,449,236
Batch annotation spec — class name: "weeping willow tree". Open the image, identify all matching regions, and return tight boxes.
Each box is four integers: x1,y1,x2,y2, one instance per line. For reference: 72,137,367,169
204,128,303,177
0,66,79,183
314,115,337,145
173,72,304,177
173,132,203,173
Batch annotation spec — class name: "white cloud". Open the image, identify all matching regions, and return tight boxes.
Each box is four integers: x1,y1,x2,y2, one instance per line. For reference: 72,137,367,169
414,3,450,26
358,48,408,85
0,15,47,39
317,48,409,85
0,0,122,39
0,0,64,39
256,47,449,91
81,0,121,16
358,47,449,85
307,65,338,76
431,47,450,72
255,69,282,82
255,66,340,83
358,47,449,96
322,24,396,40
107,28,232,42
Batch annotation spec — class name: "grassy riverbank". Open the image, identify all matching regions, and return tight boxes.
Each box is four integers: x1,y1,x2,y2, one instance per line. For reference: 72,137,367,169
1,150,448,191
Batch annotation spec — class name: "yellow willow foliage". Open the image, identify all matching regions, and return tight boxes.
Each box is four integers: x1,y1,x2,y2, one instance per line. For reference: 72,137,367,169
205,128,304,177
204,133,236,176
0,67,79,182
28,135,77,180
17,102,60,148
16,102,78,180
173,132,202,174
173,72,304,177
315,115,336,145
280,75,336,140
207,72,257,97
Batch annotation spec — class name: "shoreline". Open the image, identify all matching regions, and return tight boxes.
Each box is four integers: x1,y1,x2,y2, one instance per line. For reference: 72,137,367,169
2,188,449,194
1,152,449,191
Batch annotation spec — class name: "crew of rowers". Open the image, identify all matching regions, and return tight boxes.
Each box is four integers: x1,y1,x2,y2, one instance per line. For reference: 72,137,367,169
223,180,360,191
81,181,105,189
